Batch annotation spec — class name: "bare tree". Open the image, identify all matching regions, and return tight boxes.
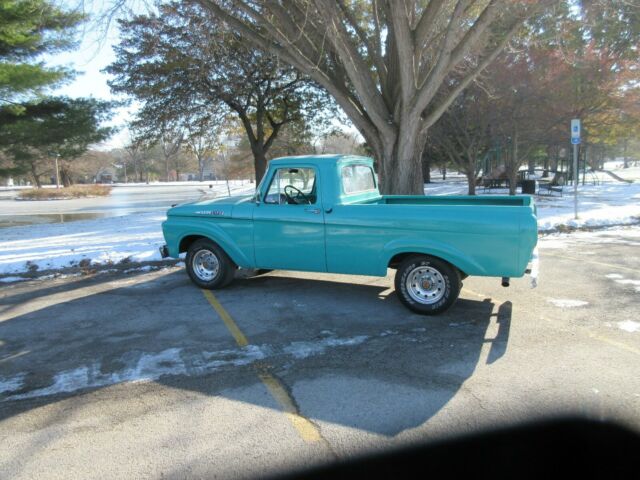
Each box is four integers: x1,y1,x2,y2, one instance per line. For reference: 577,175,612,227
429,90,492,195
159,129,184,182
195,1,550,193
185,115,222,182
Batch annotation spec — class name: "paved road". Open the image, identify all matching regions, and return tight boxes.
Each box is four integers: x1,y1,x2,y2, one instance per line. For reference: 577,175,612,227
0,227,639,479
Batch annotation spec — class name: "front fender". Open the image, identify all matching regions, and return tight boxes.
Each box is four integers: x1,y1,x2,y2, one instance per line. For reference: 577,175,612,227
162,217,254,268
380,237,487,276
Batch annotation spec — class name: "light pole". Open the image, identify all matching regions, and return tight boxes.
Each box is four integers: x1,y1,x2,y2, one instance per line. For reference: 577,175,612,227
49,151,61,188
571,119,580,220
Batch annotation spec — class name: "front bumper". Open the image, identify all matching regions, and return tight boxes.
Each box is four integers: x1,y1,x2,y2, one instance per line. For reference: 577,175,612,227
159,245,170,259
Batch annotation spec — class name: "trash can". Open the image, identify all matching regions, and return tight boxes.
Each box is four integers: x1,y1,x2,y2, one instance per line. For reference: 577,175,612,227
521,179,536,194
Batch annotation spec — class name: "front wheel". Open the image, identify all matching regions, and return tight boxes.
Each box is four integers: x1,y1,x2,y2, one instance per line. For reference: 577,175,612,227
186,239,236,289
395,255,461,315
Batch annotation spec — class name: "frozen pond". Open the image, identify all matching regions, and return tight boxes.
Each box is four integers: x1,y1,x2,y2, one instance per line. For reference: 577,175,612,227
0,182,254,228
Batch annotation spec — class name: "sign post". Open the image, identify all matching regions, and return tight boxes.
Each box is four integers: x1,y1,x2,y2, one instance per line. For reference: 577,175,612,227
571,119,580,220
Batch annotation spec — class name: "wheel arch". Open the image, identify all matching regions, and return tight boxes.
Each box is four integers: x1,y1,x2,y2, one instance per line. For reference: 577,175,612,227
179,234,208,254
388,252,468,278
383,240,485,278
169,219,253,268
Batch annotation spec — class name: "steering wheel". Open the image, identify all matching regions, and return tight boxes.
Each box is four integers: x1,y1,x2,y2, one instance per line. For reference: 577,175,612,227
284,185,311,204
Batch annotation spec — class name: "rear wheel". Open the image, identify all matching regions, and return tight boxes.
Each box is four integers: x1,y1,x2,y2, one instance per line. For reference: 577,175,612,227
186,239,236,289
395,255,460,315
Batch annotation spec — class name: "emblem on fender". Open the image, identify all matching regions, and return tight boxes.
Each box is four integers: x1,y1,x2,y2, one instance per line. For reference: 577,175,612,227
194,210,224,216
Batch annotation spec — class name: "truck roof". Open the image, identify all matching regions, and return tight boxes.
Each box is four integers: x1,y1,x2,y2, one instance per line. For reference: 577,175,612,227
269,154,373,167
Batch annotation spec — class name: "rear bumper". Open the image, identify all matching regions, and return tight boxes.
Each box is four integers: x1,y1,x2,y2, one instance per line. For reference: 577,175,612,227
527,247,539,288
159,245,170,259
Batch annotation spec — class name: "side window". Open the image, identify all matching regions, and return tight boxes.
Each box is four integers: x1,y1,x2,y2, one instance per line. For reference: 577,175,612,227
341,164,376,194
263,167,317,205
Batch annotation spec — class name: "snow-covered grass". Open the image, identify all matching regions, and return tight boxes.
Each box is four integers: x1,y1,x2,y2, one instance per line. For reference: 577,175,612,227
1,168,638,279
0,212,168,275
424,170,640,232
1,184,256,277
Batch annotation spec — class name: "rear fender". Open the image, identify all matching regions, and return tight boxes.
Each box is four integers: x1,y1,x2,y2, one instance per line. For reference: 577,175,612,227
381,238,486,276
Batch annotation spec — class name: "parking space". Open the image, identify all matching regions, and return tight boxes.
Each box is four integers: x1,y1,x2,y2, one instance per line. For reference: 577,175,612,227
1,228,639,479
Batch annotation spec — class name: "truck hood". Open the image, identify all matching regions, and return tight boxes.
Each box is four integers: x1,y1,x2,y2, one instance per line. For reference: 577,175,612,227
167,194,254,218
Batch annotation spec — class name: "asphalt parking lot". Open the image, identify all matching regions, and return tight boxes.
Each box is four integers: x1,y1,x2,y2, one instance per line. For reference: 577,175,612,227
1,227,639,479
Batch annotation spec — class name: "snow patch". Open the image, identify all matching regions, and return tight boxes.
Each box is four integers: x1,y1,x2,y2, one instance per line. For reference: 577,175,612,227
0,373,25,394
0,276,26,283
3,334,372,401
425,175,640,233
10,348,188,400
283,335,368,359
547,298,589,308
123,265,154,274
617,320,640,333
606,274,624,279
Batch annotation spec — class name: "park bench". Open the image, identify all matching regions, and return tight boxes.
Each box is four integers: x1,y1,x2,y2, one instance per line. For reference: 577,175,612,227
537,179,564,197
482,178,510,192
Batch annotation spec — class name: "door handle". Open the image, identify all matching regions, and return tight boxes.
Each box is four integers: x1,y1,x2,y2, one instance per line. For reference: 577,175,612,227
305,208,321,214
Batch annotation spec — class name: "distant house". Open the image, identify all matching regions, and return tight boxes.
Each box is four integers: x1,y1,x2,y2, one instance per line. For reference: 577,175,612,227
96,167,118,184
202,162,218,181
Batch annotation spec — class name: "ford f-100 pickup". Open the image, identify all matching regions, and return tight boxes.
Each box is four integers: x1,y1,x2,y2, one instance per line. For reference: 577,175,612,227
160,154,538,315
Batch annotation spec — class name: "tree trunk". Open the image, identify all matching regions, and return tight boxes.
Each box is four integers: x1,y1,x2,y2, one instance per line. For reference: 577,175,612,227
623,139,628,168
60,165,73,187
198,155,205,181
542,147,550,178
422,152,431,184
508,131,519,196
133,158,140,182
375,123,425,195
252,147,268,184
30,162,42,188
465,169,476,195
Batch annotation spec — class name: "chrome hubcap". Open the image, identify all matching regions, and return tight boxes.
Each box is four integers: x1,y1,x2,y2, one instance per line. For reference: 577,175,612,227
406,266,446,304
193,249,220,281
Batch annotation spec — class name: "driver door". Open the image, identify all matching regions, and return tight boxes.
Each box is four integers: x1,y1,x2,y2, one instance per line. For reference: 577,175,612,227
253,166,326,272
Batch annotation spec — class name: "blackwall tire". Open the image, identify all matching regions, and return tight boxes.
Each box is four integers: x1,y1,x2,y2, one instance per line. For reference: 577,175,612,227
394,255,461,315
185,239,236,289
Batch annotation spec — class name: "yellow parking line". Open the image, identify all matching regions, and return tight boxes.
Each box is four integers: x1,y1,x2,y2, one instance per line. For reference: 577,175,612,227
588,332,640,357
202,290,248,347
201,289,323,443
257,368,323,443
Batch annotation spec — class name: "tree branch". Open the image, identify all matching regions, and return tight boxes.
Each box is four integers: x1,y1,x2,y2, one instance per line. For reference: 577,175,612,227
422,19,524,130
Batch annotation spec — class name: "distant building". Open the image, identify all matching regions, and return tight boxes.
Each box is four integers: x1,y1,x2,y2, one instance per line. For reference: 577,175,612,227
96,167,118,184
202,161,218,181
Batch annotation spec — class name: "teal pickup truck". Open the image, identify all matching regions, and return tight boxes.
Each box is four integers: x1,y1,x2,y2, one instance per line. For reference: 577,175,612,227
161,155,538,315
